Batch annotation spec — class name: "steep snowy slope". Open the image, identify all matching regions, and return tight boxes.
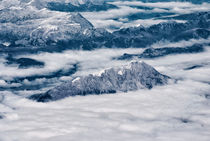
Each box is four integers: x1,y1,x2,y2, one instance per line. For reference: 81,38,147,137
111,12,210,48
3,0,110,10
0,0,107,52
0,0,209,53
30,61,170,102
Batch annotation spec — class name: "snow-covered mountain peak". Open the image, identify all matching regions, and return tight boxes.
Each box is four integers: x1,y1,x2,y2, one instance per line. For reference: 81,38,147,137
0,1,96,48
29,61,170,102
70,13,94,29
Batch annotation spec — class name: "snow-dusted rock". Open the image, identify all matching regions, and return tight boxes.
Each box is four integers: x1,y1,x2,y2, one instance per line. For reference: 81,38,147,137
30,61,170,102
118,44,205,60
46,0,117,12
0,0,99,49
1,0,209,54
0,0,209,53
111,11,210,48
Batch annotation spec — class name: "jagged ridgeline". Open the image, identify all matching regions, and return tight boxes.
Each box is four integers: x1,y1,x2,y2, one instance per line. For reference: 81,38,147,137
0,0,209,54
47,0,118,12
117,44,205,60
29,61,170,102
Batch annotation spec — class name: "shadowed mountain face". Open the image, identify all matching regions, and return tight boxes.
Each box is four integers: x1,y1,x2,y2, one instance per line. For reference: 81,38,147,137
29,61,170,102
0,4,209,54
5,55,45,69
162,12,210,21
106,0,210,4
117,44,205,60
47,1,118,12
111,12,210,47
1,0,210,47
0,115,3,119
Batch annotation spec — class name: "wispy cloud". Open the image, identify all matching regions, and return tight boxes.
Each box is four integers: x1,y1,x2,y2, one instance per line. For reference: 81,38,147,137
111,1,210,14
82,1,210,30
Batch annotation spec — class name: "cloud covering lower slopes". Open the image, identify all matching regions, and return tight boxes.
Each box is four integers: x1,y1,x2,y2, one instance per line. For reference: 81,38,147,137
0,0,210,141
82,1,210,30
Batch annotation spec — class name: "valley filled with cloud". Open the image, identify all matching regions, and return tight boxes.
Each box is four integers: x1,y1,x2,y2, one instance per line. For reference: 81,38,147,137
0,0,210,140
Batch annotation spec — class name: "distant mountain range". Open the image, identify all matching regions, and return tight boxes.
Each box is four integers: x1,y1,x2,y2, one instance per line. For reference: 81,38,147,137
0,4,209,54
106,0,210,4
0,0,209,101
47,0,117,12
0,0,209,54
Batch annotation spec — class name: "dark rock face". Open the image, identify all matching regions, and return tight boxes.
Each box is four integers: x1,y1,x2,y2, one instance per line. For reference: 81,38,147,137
163,11,210,21
47,1,118,12
5,55,45,69
205,94,210,99
118,44,204,60
29,61,170,102
184,65,203,70
111,12,210,48
122,0,210,4
0,10,209,54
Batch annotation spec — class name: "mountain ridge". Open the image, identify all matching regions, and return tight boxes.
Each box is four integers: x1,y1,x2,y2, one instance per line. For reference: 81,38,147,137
29,61,170,102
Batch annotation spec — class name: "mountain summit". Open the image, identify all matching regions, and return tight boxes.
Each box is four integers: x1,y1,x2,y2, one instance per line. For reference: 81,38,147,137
0,1,95,49
30,61,170,102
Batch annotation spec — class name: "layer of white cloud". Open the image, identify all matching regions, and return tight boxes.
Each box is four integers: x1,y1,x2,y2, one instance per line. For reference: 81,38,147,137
0,78,210,141
82,1,210,30
0,41,210,141
0,1,210,140
111,1,210,14
0,38,209,91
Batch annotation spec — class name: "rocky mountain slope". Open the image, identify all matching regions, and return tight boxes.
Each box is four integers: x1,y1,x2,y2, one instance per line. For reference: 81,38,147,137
29,61,170,102
0,0,209,54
